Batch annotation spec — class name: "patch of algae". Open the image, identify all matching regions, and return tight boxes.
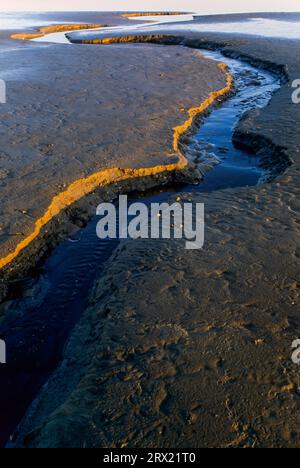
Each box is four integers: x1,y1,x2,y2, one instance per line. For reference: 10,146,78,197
0,44,232,271
10,24,108,41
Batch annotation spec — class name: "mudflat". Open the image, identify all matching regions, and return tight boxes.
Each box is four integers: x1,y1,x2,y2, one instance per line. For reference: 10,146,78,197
0,23,227,293
14,26,300,447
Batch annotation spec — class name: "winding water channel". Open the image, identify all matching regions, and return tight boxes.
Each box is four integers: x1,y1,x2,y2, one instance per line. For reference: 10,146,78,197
0,47,280,447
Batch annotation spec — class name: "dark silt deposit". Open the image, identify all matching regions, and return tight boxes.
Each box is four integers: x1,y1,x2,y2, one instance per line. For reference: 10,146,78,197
0,14,300,448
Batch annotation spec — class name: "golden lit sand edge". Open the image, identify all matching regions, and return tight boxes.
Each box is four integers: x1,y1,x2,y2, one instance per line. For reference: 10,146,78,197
10,24,108,41
121,12,191,18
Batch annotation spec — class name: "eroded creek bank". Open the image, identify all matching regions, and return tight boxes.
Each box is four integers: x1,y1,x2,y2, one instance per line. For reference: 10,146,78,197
0,46,287,447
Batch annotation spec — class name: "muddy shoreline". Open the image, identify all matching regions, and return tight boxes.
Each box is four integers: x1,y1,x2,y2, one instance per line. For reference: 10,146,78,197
12,28,300,447
1,30,231,299
1,48,283,448
0,33,289,303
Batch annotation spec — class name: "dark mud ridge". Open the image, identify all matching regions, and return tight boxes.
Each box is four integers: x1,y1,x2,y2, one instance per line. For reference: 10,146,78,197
233,129,291,179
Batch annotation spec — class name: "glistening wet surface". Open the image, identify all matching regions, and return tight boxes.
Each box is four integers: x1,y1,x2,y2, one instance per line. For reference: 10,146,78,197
0,50,280,447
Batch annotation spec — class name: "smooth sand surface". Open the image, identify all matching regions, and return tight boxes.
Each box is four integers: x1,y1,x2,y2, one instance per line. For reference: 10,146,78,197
14,26,300,448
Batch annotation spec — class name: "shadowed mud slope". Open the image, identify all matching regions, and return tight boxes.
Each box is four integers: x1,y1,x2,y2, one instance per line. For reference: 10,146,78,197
14,30,300,448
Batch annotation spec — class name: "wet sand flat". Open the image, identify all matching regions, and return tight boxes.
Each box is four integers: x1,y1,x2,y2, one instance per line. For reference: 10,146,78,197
14,28,300,448
0,26,227,286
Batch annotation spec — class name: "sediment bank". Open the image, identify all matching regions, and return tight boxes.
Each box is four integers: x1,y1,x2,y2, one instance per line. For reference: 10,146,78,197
10,24,107,41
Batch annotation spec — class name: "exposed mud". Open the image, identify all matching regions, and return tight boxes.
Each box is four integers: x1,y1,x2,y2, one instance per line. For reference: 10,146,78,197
12,28,300,448
0,36,230,301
